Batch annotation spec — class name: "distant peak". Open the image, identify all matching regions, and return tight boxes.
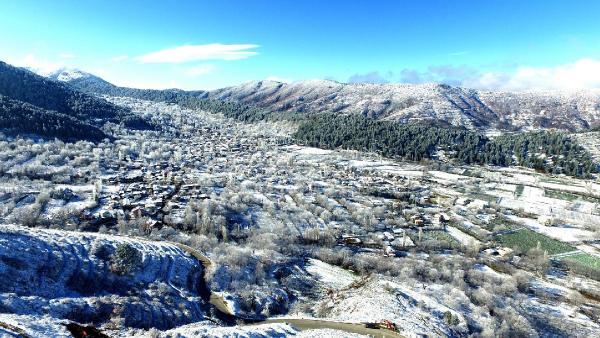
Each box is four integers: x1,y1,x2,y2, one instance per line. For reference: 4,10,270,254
45,68,91,82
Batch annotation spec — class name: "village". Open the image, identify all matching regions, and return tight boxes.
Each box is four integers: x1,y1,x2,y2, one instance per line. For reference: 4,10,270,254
0,96,599,336
2,96,600,262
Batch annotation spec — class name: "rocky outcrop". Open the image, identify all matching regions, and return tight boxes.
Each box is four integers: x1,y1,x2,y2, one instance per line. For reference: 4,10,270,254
0,225,207,330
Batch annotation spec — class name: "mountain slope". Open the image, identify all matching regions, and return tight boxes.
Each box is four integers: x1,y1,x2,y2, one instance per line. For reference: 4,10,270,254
47,68,600,131
0,61,153,141
207,80,600,131
1,61,127,122
44,68,270,122
46,68,209,102
0,95,107,141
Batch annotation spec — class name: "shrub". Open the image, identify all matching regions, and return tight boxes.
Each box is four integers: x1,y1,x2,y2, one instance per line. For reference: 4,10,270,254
11,204,41,227
110,243,142,275
443,310,460,326
90,240,113,261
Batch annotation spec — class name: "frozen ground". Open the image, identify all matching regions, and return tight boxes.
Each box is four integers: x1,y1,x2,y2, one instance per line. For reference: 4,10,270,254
316,277,469,337
0,313,71,337
305,258,358,290
129,322,298,338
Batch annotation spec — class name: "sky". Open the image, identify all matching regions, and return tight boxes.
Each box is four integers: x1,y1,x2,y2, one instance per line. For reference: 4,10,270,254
1,0,599,91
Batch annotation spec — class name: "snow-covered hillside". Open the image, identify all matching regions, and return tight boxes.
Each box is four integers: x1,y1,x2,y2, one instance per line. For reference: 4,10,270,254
46,68,91,82
208,79,600,131
0,224,209,330
36,65,600,131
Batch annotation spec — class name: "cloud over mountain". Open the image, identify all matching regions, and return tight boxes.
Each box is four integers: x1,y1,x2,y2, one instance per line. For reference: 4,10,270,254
466,58,600,92
349,58,600,92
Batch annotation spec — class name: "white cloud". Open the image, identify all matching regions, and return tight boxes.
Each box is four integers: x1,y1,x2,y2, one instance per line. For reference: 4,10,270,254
136,43,259,63
185,64,216,76
10,54,65,75
448,51,469,56
110,55,129,62
466,58,600,92
397,58,600,92
347,71,390,84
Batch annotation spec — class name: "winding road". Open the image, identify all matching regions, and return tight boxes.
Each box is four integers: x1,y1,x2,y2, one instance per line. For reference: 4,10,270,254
173,243,404,337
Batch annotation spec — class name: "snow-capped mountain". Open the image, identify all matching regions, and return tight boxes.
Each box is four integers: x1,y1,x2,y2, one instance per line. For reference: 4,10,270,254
208,80,600,131
45,67,91,82
37,65,600,131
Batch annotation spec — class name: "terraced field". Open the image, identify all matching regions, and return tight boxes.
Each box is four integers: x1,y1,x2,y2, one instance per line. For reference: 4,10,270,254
544,189,600,203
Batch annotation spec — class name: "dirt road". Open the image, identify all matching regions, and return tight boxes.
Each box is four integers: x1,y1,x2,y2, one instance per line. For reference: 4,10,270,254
263,318,404,338
174,242,404,337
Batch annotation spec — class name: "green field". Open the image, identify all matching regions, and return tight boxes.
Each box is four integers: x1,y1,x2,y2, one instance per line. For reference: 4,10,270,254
544,189,600,203
468,193,497,204
540,177,570,185
413,230,461,249
424,230,459,243
496,228,575,255
485,216,524,232
462,169,483,178
561,253,600,270
515,184,524,197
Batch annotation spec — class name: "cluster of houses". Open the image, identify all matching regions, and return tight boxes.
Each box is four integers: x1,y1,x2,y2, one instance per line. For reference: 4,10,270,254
86,113,281,232
339,209,451,256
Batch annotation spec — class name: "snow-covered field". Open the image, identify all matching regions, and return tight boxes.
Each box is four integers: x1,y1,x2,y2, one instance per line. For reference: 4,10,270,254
0,313,72,337
320,278,468,337
305,258,358,290
137,321,299,338
447,226,480,246
506,215,597,243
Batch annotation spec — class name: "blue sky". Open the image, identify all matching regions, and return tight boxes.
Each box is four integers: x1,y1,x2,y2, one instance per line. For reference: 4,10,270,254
1,0,599,90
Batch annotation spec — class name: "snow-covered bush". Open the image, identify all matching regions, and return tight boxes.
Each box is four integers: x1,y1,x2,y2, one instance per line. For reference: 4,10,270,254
110,243,142,275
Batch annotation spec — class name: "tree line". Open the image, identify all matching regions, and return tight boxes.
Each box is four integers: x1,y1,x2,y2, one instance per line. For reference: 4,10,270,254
293,113,598,177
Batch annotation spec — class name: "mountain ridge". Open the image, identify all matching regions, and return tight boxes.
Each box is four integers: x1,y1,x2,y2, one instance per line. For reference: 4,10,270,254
43,67,600,131
0,61,154,141
208,79,600,131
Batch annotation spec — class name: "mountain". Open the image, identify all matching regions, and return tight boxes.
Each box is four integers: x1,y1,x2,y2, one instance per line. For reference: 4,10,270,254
0,61,153,141
44,68,600,132
208,80,600,131
44,67,209,101
0,95,107,141
41,68,275,122
45,67,91,82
